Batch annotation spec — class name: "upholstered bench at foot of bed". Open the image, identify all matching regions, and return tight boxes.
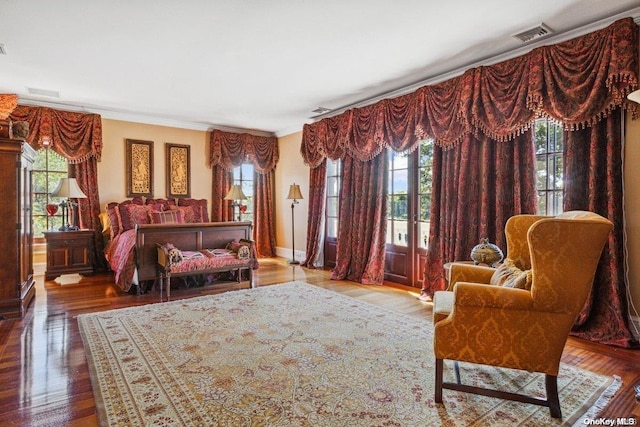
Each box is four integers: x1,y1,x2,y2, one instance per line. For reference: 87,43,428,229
157,244,255,301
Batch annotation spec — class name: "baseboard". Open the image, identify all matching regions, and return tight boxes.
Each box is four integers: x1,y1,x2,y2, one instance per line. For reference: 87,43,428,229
275,246,306,264
33,262,46,276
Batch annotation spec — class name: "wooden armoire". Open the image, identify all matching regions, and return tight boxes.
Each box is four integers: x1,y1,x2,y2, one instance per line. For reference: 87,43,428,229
0,136,36,319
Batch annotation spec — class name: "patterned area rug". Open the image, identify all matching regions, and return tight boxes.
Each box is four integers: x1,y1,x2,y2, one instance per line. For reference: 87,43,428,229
78,281,620,426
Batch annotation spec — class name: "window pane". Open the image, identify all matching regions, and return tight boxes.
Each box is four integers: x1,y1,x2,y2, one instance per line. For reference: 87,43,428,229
327,197,337,217
553,123,563,152
393,194,408,220
418,222,429,249
419,194,431,222
537,191,547,214
327,177,338,197
394,220,408,246
392,169,408,193
327,218,338,239
326,159,337,175
392,152,408,169
325,159,341,244
536,158,547,189
419,140,434,164
553,154,563,190
419,167,432,194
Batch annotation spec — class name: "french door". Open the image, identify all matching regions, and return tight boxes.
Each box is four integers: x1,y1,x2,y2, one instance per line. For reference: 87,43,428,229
384,141,432,288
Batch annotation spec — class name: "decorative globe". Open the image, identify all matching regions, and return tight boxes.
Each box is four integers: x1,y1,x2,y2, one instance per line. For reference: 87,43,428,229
470,238,504,267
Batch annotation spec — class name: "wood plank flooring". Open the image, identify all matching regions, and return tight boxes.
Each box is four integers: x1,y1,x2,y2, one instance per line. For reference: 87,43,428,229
0,258,638,426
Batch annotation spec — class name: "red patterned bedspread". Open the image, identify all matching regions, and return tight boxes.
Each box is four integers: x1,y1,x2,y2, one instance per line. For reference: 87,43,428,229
104,229,137,292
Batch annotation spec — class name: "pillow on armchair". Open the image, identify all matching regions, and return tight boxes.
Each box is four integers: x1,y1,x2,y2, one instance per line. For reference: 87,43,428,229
489,259,532,290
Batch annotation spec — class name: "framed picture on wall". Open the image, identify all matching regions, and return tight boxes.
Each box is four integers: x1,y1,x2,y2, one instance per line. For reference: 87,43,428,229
165,143,191,198
125,139,154,197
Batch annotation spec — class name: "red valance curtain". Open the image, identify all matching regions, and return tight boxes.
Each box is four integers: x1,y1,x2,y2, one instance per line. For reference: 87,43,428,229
209,129,279,173
10,105,105,269
10,105,102,163
301,18,638,163
209,129,279,256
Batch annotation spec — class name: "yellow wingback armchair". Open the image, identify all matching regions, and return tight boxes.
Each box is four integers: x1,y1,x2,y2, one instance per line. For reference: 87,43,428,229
433,211,613,418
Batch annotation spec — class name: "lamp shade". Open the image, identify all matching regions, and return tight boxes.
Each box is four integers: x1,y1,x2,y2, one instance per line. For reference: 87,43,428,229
287,183,303,200
628,89,640,104
224,184,247,200
51,178,87,198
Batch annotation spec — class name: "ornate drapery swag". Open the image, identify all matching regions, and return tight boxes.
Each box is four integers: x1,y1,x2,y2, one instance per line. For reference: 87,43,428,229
9,105,102,163
0,94,18,119
301,18,638,167
209,129,279,174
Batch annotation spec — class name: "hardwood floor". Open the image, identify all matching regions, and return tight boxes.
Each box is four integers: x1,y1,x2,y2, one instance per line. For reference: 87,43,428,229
0,259,638,426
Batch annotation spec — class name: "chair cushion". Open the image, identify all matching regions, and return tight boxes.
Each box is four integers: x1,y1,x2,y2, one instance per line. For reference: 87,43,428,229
490,259,532,290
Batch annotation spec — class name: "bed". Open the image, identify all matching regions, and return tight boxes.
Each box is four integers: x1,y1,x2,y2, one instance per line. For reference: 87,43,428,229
102,198,256,293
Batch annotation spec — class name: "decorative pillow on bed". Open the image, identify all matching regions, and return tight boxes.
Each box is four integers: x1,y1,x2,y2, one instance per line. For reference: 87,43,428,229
106,198,147,237
106,202,122,238
145,197,176,211
149,210,184,224
489,259,532,290
119,204,152,231
168,205,196,223
177,198,209,223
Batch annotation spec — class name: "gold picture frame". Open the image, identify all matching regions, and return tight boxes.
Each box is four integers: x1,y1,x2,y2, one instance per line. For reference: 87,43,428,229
126,139,154,197
165,143,191,198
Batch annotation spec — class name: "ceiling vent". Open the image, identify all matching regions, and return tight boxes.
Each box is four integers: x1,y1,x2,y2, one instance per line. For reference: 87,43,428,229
27,87,60,98
0,44,6,55
311,107,332,115
513,23,554,43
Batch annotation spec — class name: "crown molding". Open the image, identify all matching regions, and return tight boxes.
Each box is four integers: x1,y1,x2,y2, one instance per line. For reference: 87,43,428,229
16,97,276,138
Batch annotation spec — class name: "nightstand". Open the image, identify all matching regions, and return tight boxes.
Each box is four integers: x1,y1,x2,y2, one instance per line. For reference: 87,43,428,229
43,230,95,281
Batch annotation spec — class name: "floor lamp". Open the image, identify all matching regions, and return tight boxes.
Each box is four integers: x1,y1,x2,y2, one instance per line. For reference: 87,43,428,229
287,183,303,265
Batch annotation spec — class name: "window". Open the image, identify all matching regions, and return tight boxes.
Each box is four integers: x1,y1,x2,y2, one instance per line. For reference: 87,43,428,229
417,139,434,248
535,118,564,215
233,163,254,222
33,148,67,238
385,139,433,248
325,159,341,239
384,139,434,286
387,150,409,246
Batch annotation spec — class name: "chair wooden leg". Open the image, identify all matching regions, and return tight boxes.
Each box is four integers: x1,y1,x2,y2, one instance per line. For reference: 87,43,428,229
435,358,444,403
546,374,562,418
454,361,461,384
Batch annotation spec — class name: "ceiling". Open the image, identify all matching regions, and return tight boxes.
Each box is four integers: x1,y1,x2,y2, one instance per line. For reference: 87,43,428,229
1,1,639,137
